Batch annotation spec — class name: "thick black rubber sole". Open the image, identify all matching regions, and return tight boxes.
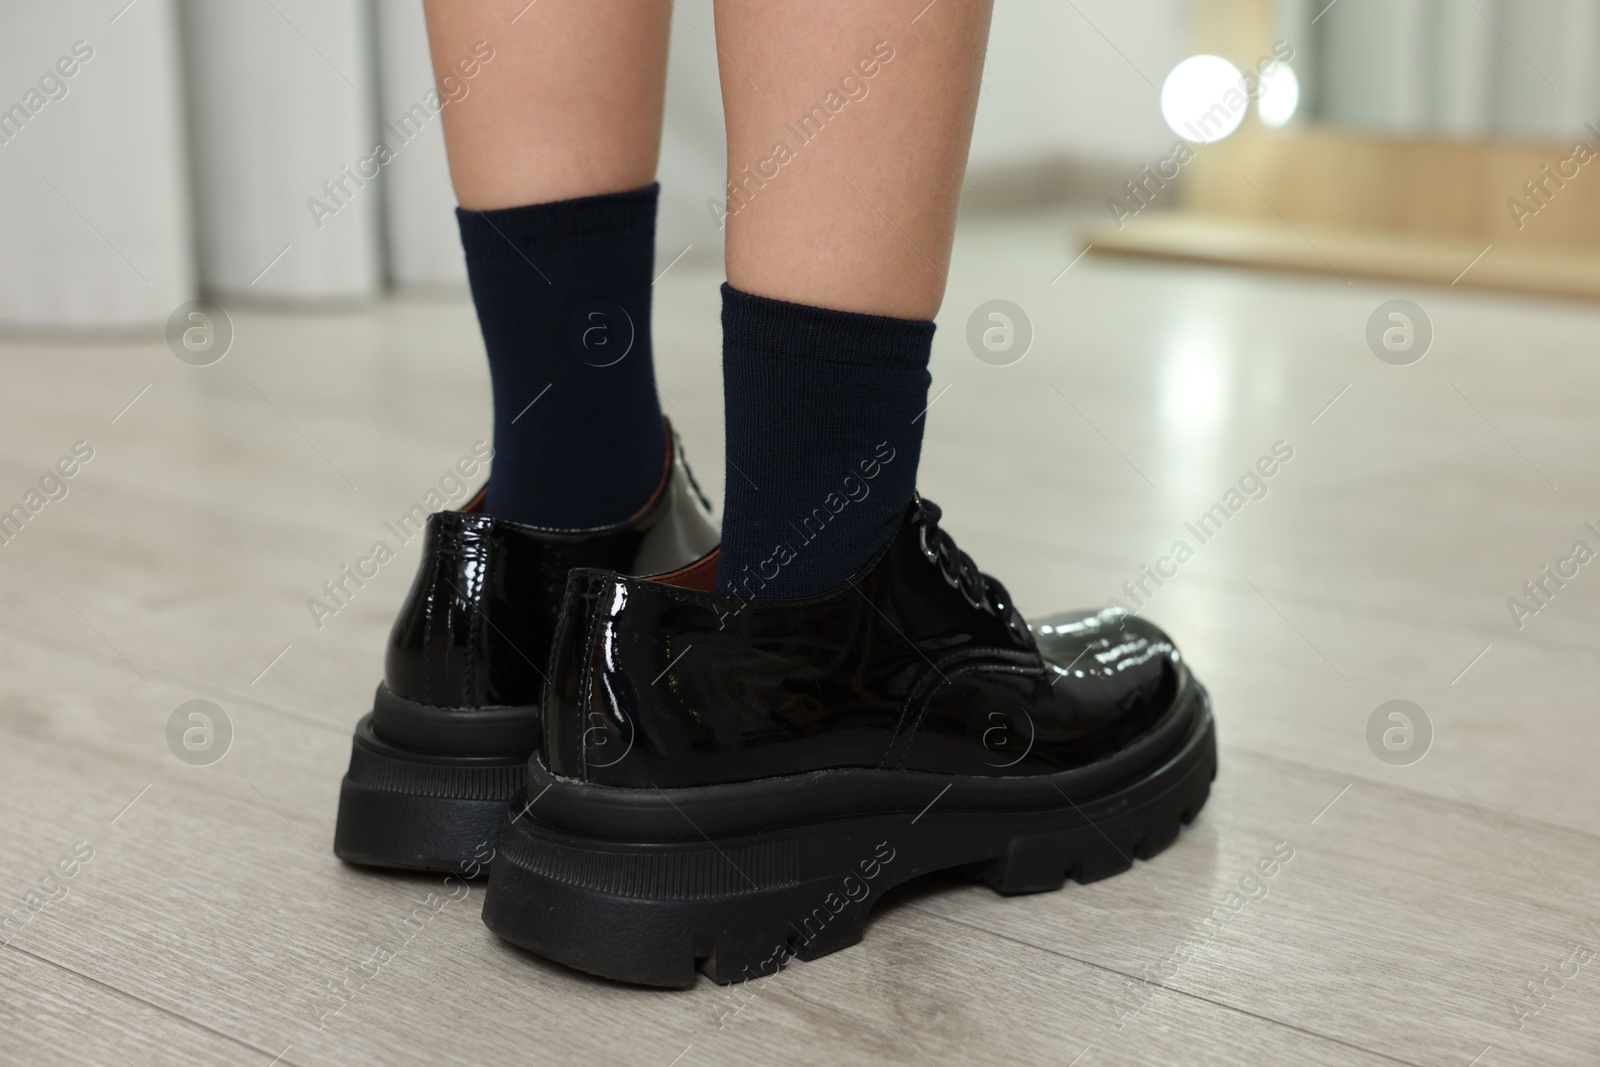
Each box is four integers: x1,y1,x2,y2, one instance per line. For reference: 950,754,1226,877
333,716,526,874
481,694,1216,987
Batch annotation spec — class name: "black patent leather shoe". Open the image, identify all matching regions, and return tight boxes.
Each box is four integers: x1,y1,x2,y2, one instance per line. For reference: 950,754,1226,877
481,494,1216,986
332,424,719,874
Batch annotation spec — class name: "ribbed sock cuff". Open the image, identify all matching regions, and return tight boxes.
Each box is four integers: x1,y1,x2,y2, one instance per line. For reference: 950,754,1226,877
457,183,659,259
720,283,935,369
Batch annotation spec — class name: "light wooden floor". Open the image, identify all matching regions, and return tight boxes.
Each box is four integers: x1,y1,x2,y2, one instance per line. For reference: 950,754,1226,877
4,207,1600,1066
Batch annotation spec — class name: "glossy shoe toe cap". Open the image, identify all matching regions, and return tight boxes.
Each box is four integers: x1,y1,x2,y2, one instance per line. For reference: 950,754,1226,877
1033,605,1182,709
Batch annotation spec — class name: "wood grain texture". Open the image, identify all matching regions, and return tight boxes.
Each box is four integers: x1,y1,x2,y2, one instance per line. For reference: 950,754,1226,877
3,207,1599,1065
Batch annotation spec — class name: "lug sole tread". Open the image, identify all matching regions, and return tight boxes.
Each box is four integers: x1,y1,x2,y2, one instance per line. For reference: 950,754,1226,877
333,725,527,873
481,715,1216,987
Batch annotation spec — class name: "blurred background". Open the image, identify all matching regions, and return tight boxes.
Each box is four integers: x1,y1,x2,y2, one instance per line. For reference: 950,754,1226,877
10,3,1600,1064
11,0,1600,332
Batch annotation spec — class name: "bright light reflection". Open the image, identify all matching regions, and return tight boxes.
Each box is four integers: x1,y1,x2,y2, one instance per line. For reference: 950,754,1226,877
1161,55,1246,143
1160,332,1231,432
1258,64,1299,127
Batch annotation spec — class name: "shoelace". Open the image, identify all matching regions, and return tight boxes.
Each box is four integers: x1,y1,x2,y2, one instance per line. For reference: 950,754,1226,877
914,496,1031,644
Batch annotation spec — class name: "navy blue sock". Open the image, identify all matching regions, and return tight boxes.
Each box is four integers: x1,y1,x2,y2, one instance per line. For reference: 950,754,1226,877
717,283,933,598
458,185,666,529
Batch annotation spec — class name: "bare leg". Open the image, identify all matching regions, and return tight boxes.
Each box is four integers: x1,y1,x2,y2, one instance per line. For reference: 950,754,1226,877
423,0,673,209
714,0,992,320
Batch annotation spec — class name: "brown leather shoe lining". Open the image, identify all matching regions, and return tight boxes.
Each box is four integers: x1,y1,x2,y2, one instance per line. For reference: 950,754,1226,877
652,548,719,592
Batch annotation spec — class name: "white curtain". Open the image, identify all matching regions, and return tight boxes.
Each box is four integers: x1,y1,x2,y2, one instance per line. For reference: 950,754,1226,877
373,0,466,291
182,0,383,301
0,0,724,332
0,0,193,331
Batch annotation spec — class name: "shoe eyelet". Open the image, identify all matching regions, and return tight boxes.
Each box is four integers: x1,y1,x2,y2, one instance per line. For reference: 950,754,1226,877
919,511,1013,621
961,581,987,612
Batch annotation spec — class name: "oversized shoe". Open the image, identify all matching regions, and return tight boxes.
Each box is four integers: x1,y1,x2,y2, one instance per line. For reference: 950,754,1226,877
482,494,1216,986
333,424,719,873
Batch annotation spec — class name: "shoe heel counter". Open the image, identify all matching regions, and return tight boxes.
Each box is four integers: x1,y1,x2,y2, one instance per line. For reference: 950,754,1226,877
385,512,495,707
543,571,614,780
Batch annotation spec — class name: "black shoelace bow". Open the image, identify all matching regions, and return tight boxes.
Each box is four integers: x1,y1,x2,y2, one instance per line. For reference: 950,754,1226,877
913,496,1031,644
